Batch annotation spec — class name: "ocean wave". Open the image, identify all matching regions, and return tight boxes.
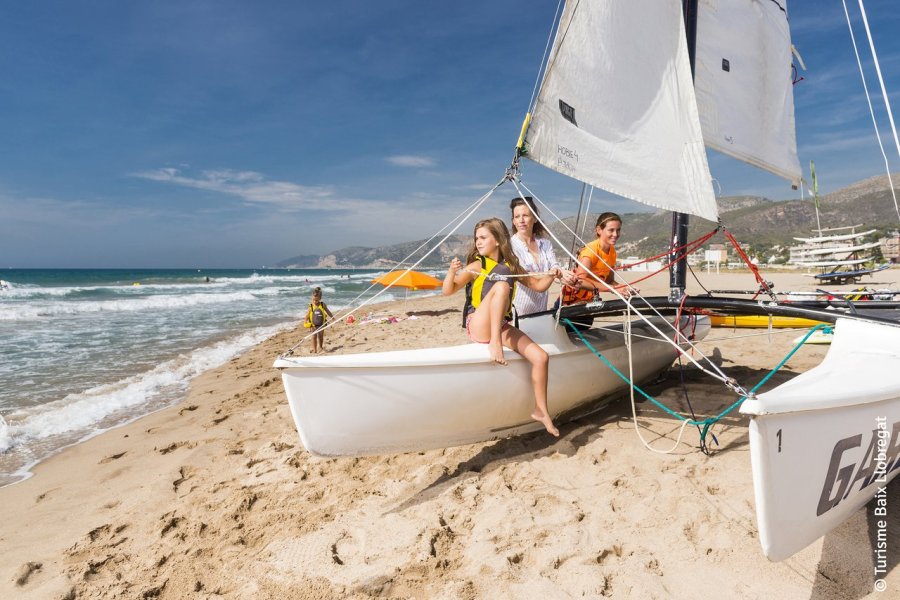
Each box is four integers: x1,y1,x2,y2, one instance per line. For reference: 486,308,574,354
0,290,292,321
0,415,9,453
0,321,292,457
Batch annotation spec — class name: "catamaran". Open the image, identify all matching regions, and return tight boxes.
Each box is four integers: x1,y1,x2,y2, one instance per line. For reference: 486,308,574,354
276,0,900,563
792,225,888,284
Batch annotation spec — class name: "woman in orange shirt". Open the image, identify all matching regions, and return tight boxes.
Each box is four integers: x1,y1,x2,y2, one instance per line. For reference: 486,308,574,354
562,212,632,330
563,212,626,304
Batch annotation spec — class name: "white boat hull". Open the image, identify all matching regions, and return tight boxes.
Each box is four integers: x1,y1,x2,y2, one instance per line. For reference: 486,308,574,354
741,318,900,561
275,314,709,457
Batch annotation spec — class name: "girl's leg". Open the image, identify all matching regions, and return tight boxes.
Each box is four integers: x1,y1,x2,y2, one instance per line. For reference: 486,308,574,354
311,329,320,353
316,331,325,352
466,282,511,365
501,326,559,437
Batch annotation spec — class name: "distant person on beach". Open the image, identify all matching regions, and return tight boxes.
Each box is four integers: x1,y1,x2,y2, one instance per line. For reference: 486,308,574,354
304,287,333,353
509,196,578,315
442,217,559,437
562,212,633,329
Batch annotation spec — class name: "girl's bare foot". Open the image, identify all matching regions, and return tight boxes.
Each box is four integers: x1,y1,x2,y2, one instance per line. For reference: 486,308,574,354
488,341,508,365
531,411,560,437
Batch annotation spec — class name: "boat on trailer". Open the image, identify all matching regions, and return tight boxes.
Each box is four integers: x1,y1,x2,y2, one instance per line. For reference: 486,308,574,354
793,225,887,284
276,312,709,457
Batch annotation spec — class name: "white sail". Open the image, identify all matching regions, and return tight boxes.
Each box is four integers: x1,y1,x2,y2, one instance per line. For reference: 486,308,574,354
694,0,802,185
523,0,718,222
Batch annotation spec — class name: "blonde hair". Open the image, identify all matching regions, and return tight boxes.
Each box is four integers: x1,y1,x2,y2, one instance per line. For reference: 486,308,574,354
466,218,525,276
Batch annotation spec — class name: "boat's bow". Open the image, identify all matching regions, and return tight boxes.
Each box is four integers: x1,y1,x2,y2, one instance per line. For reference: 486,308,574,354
740,318,900,561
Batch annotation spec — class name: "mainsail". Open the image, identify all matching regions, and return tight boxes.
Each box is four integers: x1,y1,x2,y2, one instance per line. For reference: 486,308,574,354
522,0,719,222
693,0,802,185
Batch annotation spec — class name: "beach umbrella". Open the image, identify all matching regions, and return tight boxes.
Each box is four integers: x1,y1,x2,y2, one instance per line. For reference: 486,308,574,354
371,270,442,291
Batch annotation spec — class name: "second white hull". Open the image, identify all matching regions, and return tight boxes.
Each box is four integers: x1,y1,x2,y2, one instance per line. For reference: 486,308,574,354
741,318,900,561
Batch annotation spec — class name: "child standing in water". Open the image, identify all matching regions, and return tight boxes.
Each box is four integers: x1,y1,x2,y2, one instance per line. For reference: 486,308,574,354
304,287,333,354
442,218,559,437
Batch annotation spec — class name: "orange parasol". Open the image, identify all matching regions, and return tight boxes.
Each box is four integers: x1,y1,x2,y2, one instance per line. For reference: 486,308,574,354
371,270,443,291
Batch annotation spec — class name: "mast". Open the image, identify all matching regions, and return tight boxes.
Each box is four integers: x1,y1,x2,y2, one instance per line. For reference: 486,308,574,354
669,0,699,301
810,160,823,235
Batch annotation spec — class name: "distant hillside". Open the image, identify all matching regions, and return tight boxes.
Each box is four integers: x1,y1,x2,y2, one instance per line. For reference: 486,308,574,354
549,174,900,261
279,174,900,268
278,235,470,269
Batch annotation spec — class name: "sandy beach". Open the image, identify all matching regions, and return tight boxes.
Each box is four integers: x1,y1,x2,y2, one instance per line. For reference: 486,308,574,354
2,269,899,599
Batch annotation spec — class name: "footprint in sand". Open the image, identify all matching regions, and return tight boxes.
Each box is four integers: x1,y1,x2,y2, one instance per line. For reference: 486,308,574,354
158,441,193,455
330,530,367,566
160,514,182,537
596,544,624,564
35,487,60,503
99,451,127,464
87,524,111,542
14,561,42,586
173,466,196,492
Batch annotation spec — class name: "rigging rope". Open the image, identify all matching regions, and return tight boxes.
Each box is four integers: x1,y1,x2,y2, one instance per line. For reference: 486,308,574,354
512,179,741,393
280,178,505,357
564,318,834,451
525,0,565,116
856,0,900,178
721,230,777,301
842,0,900,224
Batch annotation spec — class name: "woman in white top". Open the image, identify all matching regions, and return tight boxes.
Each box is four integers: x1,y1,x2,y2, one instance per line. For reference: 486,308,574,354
509,196,578,315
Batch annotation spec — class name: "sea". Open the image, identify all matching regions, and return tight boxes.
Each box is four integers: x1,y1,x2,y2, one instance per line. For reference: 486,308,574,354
0,268,440,487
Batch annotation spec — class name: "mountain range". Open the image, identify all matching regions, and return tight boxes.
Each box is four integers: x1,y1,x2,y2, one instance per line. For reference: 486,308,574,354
278,173,900,269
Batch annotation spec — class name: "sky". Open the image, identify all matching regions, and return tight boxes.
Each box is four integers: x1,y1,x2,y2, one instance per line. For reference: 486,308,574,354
1,1,899,268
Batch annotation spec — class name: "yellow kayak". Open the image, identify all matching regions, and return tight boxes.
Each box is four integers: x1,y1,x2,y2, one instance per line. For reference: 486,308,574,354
709,314,828,329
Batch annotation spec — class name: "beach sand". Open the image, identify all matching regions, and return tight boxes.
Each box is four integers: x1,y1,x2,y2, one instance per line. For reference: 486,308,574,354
2,269,900,599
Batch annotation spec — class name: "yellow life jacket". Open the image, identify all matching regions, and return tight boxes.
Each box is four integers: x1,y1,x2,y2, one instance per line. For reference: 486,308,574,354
305,301,328,328
462,255,516,328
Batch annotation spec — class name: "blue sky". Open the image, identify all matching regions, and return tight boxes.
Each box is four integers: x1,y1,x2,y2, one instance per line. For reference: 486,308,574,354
1,1,899,268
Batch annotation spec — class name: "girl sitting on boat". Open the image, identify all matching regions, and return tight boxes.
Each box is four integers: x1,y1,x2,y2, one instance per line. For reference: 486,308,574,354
442,217,559,437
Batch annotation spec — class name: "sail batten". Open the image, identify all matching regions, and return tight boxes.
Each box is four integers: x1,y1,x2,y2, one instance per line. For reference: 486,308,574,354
523,0,719,222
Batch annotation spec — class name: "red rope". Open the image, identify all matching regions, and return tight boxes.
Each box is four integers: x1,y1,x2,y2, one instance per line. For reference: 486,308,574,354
619,227,718,269
721,229,774,300
620,228,719,287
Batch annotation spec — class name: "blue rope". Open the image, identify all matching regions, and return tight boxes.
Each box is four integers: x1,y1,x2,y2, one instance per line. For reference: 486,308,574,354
562,319,833,443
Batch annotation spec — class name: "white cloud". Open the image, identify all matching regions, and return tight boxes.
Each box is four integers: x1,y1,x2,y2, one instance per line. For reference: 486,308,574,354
800,130,882,155
132,168,368,211
385,155,435,168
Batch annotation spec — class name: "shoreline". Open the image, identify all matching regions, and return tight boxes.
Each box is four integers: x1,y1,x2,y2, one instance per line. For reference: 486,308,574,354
0,280,422,489
3,271,899,598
